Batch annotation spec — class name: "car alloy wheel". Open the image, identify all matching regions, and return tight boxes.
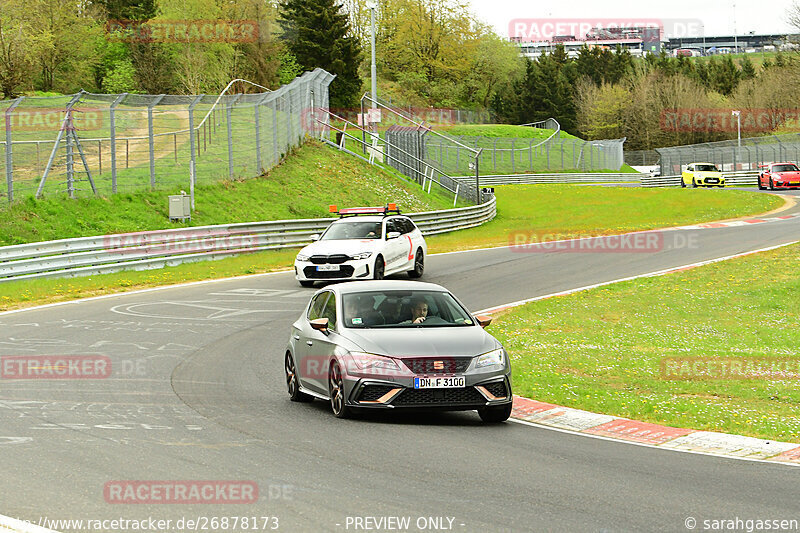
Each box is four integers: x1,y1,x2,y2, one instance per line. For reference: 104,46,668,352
286,352,312,402
757,177,765,190
478,402,512,423
769,178,775,190
328,361,353,418
408,248,424,278
373,256,385,280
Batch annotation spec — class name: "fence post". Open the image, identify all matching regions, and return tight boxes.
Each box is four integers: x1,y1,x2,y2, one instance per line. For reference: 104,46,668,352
148,95,165,190
254,98,262,172
272,97,279,164
109,93,126,195
511,138,515,173
188,95,203,210
4,97,23,203
226,94,241,178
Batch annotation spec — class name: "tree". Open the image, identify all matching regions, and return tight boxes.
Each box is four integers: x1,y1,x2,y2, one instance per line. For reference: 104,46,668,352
740,56,757,80
279,0,363,107
0,0,38,98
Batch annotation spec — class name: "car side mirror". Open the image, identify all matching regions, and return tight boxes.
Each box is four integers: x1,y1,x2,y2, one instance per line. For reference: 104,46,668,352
310,318,329,333
387,231,401,240
310,234,320,242
474,315,492,328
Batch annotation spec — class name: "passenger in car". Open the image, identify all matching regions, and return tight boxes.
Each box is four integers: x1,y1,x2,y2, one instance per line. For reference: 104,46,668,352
402,298,428,324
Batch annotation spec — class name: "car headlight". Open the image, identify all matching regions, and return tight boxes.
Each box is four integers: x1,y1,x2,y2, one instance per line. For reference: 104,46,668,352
296,254,310,261
349,352,400,371
475,349,505,368
349,252,372,260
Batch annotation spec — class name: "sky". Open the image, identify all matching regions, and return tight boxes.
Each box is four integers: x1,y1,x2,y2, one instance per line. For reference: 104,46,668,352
468,0,798,39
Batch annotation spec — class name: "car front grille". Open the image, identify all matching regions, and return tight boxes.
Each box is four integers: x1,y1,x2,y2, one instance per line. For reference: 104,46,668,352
357,385,396,402
392,386,486,406
309,254,350,264
402,357,472,375
482,381,509,398
303,265,355,279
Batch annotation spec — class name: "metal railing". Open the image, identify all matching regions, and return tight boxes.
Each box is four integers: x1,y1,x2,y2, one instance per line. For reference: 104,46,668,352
640,170,759,188
453,172,641,186
0,198,496,282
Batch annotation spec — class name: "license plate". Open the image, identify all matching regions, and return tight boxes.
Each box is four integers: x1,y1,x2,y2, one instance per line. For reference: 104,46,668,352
706,179,719,183
317,265,340,271
414,376,465,389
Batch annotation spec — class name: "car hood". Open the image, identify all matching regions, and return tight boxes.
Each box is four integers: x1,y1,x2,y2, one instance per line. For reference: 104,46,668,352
773,171,800,179
695,171,722,178
344,326,500,357
298,239,381,256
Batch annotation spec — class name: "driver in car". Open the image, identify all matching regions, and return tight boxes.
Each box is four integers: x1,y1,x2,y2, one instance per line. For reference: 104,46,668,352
402,298,428,324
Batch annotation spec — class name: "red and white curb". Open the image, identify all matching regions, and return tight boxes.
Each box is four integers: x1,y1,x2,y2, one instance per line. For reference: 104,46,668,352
676,212,800,230
0,515,59,533
512,397,800,464
475,242,800,465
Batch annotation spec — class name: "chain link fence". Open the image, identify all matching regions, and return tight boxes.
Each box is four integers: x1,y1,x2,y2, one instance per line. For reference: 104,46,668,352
657,133,800,175
425,134,626,175
0,69,335,202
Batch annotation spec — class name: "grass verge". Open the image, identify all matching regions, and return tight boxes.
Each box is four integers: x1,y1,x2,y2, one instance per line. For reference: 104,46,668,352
489,241,800,442
0,186,784,312
425,185,783,253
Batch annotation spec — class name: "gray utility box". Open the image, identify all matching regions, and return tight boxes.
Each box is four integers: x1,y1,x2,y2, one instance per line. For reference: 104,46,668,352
169,194,191,222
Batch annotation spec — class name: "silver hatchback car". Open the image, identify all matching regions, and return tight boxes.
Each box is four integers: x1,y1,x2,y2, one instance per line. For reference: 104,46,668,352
284,281,513,422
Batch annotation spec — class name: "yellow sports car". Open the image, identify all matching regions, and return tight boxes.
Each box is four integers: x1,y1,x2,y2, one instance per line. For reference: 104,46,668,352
681,162,725,188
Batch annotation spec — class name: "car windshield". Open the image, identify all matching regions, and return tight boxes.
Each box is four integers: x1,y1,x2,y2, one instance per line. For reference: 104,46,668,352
695,164,719,172
342,290,474,328
321,221,381,240
772,164,798,172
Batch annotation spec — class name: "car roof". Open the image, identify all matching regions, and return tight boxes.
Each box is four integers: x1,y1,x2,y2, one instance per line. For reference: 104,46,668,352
331,215,409,223
688,162,717,166
770,162,797,166
323,280,448,295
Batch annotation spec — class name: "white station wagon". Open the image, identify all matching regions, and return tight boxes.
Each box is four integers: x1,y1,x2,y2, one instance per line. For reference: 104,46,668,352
294,204,427,287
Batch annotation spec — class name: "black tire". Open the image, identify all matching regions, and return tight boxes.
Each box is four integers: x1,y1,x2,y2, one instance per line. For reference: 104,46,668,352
478,402,513,423
328,360,353,418
286,352,313,402
692,179,698,188
408,248,424,278
373,256,385,280
769,178,775,191
299,280,315,288
680,178,686,188
757,175,765,190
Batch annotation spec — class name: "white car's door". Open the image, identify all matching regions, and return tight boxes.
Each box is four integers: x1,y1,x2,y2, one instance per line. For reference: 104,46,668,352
382,218,410,274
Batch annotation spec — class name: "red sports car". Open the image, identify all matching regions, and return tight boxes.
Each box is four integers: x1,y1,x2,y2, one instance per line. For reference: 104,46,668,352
758,162,800,190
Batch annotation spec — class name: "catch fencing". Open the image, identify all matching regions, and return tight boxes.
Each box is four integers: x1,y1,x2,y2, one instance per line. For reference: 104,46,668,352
424,134,625,175
0,197,496,282
657,134,800,176
0,69,335,202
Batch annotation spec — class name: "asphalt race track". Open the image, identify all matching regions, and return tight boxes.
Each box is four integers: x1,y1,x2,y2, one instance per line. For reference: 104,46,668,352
2,190,800,532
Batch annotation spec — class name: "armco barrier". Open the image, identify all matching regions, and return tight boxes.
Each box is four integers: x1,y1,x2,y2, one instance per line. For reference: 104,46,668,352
453,172,641,186
0,198,496,282
641,170,758,188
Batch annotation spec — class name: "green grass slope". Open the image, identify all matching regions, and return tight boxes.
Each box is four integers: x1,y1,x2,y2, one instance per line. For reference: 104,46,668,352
0,141,456,246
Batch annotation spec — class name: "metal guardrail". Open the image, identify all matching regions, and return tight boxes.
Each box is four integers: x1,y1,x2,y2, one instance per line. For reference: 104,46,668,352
452,172,641,186
0,198,496,282
641,170,759,188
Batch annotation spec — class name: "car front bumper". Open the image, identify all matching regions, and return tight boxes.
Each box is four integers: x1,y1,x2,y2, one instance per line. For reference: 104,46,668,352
295,257,372,281
342,367,513,411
